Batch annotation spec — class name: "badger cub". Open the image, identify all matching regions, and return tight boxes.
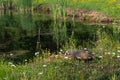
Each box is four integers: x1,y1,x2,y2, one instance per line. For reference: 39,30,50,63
64,49,94,61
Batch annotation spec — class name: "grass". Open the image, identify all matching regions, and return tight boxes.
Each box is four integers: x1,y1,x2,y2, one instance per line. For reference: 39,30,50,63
33,0,120,18
0,51,120,80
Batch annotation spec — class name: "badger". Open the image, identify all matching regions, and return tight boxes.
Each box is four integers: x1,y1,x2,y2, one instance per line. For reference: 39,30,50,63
64,49,94,61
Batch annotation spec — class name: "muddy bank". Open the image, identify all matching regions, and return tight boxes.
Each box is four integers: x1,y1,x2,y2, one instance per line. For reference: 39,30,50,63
34,4,114,24
0,3,114,24
66,8,113,24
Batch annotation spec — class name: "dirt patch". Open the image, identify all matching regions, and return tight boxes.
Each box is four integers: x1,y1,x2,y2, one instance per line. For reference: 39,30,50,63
43,54,66,63
66,7,113,23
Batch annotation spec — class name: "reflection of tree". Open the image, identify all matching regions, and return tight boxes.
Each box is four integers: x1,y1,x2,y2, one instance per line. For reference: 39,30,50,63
0,0,33,15
3,1,7,15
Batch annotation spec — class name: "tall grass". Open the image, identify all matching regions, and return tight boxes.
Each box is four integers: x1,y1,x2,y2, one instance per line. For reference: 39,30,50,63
52,0,67,51
0,51,120,80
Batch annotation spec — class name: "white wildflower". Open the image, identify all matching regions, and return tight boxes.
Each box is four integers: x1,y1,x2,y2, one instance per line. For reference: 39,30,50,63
64,56,68,59
112,22,116,25
112,52,116,55
48,52,51,54
58,52,62,54
25,59,27,62
103,25,105,28
23,72,26,77
3,78,7,80
38,72,43,75
10,53,13,56
92,53,95,54
117,50,120,53
8,62,13,65
60,49,63,52
117,55,120,58
55,55,58,58
35,52,39,56
99,48,103,51
98,56,103,59
43,64,47,67
108,52,111,54
8,62,16,67
84,48,87,50
55,66,58,69
11,64,16,67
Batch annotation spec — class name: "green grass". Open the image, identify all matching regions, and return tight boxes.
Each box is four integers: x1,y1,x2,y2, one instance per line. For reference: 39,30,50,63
33,0,120,18
0,52,120,80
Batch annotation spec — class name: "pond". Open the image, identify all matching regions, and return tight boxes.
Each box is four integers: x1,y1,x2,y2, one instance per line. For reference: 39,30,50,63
0,13,118,63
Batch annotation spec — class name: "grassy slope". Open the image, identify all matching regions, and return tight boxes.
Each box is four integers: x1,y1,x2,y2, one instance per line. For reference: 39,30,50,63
0,0,120,80
35,0,120,18
0,54,120,80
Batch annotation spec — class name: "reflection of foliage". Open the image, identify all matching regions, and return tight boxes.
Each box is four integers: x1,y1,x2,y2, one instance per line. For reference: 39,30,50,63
20,14,35,32
52,3,67,48
0,14,35,51
17,0,32,8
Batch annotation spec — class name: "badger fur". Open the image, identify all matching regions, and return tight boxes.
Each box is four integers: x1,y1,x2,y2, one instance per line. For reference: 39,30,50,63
64,49,94,61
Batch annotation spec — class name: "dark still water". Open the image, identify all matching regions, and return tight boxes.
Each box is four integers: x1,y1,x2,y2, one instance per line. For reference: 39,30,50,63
0,14,112,63
0,14,101,51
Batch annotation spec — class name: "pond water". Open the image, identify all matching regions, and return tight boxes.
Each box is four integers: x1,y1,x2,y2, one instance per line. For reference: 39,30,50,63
0,14,116,63
0,14,102,51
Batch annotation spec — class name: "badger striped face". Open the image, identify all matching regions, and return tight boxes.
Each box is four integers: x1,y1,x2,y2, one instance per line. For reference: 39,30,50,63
64,51,70,55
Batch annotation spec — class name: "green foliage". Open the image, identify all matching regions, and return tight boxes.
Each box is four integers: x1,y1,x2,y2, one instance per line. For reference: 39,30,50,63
110,74,117,80
0,51,120,80
96,24,120,52
62,32,77,51
0,14,36,51
52,2,67,48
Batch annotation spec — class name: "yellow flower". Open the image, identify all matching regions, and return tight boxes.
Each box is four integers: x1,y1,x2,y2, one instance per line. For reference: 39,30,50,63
73,0,77,3
35,0,45,3
21,77,28,80
117,46,120,49
116,4,120,8
81,0,87,3
81,0,95,3
108,0,116,4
